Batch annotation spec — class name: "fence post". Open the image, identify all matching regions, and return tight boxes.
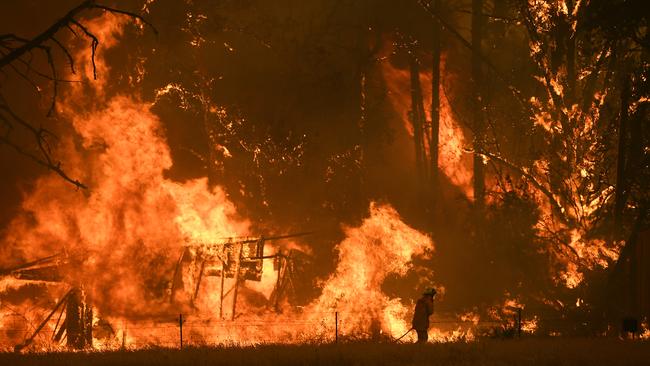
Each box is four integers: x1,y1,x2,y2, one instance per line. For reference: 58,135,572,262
179,313,183,349
335,311,338,343
122,321,126,349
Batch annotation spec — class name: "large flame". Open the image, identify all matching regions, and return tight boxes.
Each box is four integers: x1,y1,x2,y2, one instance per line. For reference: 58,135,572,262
0,14,445,350
306,202,434,340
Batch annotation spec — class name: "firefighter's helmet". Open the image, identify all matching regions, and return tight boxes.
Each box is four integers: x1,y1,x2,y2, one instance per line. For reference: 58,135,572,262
423,288,437,296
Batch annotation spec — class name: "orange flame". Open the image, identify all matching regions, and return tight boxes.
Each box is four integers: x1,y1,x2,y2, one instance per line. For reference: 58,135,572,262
0,15,447,349
380,54,473,197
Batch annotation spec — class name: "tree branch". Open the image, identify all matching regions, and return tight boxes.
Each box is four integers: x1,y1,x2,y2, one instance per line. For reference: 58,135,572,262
0,1,95,70
0,1,156,190
0,134,87,190
471,148,570,225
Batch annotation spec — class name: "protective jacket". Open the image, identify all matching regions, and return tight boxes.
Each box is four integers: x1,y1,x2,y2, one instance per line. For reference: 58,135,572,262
411,296,434,331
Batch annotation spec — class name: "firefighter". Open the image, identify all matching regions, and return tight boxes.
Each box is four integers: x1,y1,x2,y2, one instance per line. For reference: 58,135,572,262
412,288,436,343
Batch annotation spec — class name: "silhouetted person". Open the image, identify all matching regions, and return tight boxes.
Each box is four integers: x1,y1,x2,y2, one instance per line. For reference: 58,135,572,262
412,288,436,343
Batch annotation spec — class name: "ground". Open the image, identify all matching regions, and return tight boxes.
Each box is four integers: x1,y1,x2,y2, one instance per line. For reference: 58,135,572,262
2,339,649,366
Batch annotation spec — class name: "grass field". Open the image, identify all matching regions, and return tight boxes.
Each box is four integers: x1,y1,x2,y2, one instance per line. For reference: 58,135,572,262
2,338,649,366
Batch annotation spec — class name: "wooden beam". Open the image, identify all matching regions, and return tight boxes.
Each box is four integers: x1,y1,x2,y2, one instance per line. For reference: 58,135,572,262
15,289,72,352
219,260,225,319
191,260,206,306
230,243,243,321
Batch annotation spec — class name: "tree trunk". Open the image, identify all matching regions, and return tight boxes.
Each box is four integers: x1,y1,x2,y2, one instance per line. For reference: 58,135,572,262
231,243,243,321
409,44,428,183
429,0,441,192
472,0,485,209
565,0,576,103
65,288,91,349
493,0,507,38
614,72,630,230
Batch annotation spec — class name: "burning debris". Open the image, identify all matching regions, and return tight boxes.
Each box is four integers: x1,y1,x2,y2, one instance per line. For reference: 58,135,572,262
0,202,438,349
170,232,312,318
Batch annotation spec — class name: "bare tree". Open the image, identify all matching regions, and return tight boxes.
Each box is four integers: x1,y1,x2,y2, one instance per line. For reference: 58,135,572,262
0,0,155,189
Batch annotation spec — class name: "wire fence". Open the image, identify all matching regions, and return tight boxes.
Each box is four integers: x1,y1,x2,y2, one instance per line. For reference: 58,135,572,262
1,310,646,351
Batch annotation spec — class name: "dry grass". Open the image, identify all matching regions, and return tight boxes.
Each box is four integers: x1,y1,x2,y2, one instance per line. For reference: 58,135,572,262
2,338,650,366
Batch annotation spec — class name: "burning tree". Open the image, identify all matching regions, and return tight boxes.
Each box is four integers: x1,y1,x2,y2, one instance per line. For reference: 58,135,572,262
394,0,649,333
479,0,648,290
461,0,648,330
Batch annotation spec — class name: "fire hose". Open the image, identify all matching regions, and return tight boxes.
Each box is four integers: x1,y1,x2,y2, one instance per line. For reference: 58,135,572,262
394,328,414,342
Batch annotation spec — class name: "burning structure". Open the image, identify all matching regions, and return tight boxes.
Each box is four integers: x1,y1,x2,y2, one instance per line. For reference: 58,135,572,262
169,233,311,316
0,0,648,351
